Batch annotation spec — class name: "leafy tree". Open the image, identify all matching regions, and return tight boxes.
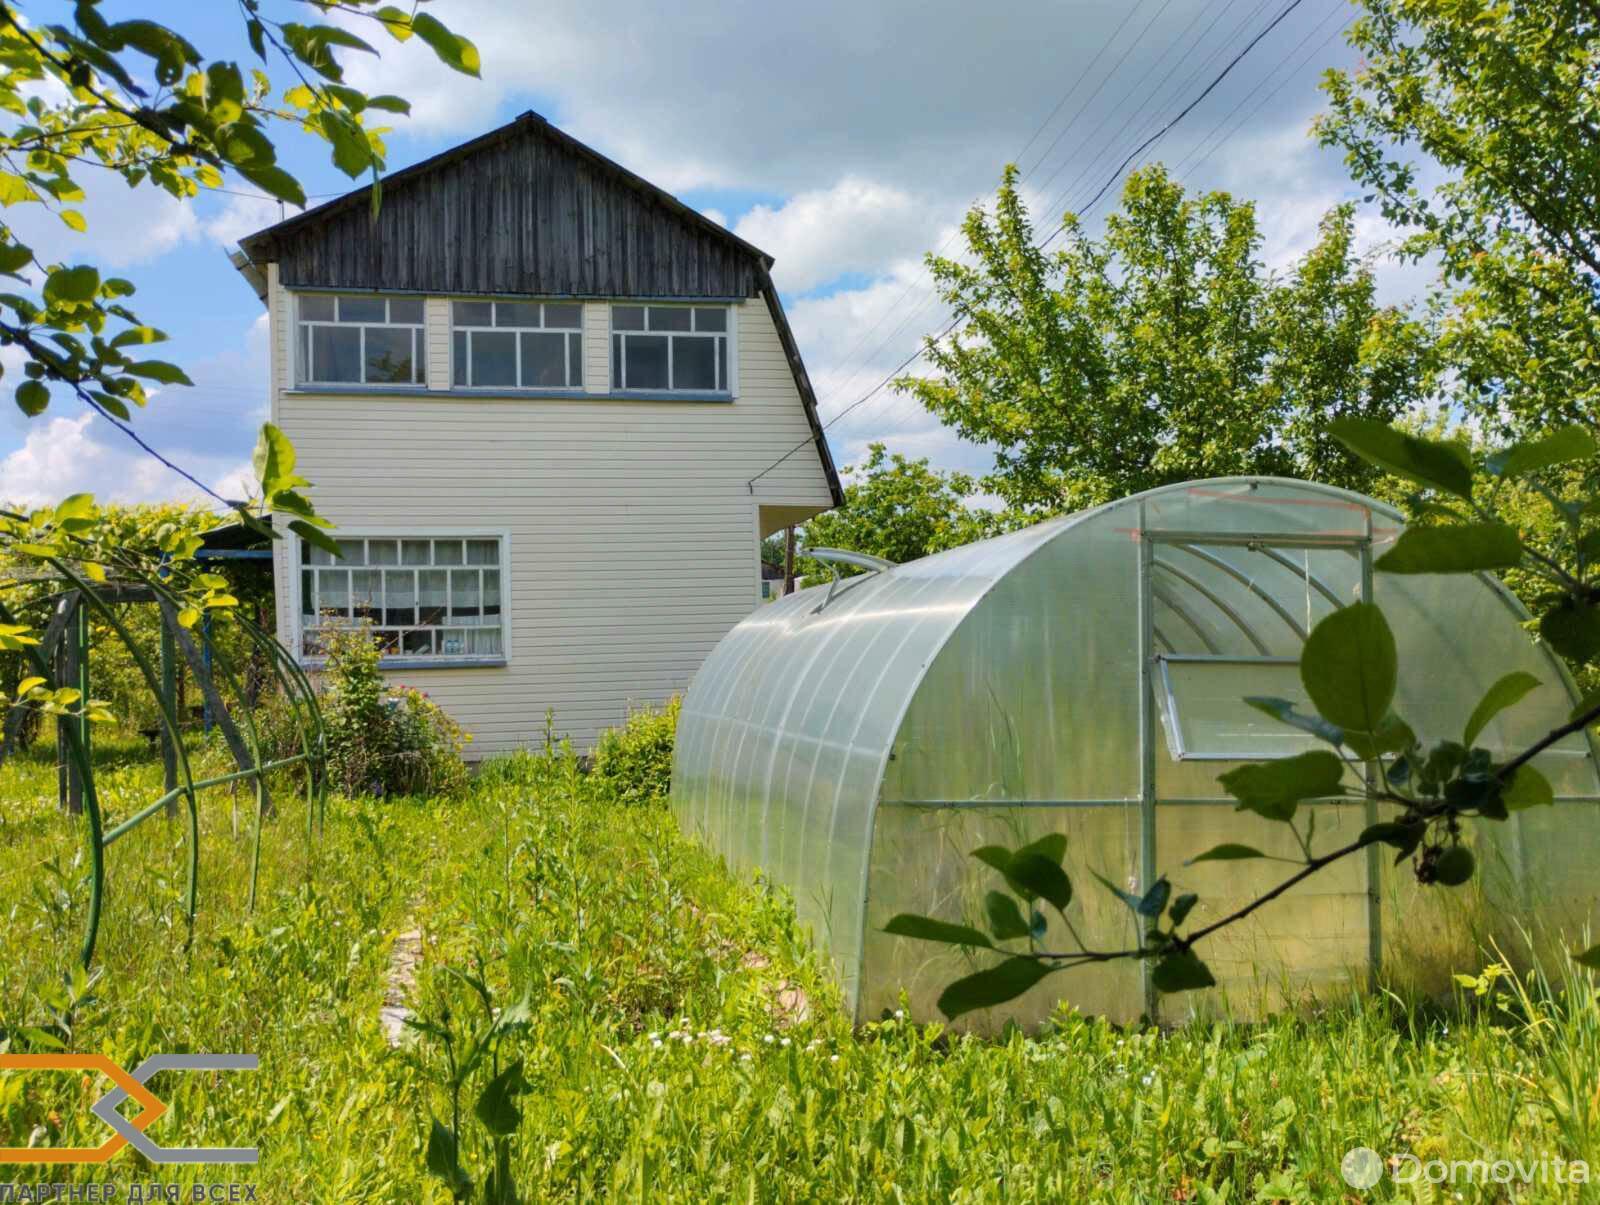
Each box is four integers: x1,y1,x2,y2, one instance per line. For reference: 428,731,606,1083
0,0,479,695
890,418,1600,1019
897,165,1437,515
795,442,1006,577
1316,0,1600,438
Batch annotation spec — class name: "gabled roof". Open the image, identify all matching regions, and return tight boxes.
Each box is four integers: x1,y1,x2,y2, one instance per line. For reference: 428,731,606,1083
235,111,842,506
238,110,774,272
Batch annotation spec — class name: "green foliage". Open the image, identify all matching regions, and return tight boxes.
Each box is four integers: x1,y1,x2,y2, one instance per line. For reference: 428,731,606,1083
1317,0,1600,439
319,623,469,799
0,0,483,651
0,501,270,735
896,166,1436,514
794,442,1006,577
589,695,679,805
3,742,1598,1195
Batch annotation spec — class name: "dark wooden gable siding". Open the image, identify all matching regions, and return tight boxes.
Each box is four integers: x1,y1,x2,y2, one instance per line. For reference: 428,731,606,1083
245,117,762,298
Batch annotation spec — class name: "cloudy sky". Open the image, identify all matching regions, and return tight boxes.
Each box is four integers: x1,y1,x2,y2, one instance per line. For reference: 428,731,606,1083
0,0,1386,508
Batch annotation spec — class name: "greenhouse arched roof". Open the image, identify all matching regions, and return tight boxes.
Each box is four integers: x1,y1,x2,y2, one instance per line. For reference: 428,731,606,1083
672,477,1600,1027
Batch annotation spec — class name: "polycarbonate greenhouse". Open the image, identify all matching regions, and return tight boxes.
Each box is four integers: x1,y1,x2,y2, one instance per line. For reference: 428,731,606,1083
671,478,1600,1029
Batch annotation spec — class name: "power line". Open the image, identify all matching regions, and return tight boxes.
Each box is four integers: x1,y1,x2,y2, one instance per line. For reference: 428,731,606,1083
1045,0,1279,222
1170,5,1355,183
814,1,1312,448
1042,0,1313,246
751,0,1322,489
816,0,1264,436
810,0,1162,417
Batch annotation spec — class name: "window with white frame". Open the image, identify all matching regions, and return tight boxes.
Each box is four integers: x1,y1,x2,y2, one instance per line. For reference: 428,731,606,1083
610,304,729,392
299,536,504,661
296,294,426,386
451,300,583,388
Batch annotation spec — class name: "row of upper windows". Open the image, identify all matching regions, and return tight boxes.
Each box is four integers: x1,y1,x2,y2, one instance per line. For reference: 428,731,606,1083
293,294,734,394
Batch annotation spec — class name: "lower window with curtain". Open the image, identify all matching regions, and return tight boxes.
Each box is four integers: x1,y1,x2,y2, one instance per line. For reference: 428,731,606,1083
298,534,506,663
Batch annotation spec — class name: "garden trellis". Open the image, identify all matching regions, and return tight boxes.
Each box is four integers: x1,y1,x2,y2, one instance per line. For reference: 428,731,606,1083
0,540,326,970
673,477,1600,1030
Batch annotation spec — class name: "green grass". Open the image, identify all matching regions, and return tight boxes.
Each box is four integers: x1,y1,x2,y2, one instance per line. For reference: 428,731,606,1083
1,738,1597,1201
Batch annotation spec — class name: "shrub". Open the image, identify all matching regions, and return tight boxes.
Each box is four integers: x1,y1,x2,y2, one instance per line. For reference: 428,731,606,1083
318,623,470,798
591,696,679,805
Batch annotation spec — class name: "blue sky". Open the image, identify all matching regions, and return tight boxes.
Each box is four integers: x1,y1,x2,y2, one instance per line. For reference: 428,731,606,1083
0,0,1396,508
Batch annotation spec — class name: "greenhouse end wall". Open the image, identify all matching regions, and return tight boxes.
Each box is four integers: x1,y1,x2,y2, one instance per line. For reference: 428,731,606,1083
671,478,1600,1030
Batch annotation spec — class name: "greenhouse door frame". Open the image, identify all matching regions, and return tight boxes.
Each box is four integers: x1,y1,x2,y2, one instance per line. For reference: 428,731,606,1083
1136,505,1380,1020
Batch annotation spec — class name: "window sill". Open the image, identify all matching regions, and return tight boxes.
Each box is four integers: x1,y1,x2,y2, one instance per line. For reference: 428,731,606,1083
283,386,735,403
302,656,508,671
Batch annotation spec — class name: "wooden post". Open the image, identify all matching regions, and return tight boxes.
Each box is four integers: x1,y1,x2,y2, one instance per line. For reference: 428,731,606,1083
783,526,796,597
160,618,178,813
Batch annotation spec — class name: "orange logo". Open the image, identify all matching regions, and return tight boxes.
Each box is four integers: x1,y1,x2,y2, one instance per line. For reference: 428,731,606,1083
0,1054,166,1165
0,1051,256,1165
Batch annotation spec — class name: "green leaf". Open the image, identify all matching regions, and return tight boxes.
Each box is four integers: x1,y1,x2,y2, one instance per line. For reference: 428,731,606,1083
1091,870,1144,914
1343,712,1415,762
983,891,1030,941
1245,696,1343,746
937,956,1054,1020
288,519,341,559
53,493,94,522
235,161,307,207
1004,852,1072,911
1187,843,1267,864
43,265,100,303
883,914,992,949
1328,417,1473,500
110,325,166,348
365,94,412,114
15,379,48,416
1219,750,1347,822
474,1060,527,1137
1016,832,1068,866
1485,425,1598,478
374,6,414,41
411,12,482,76
1375,524,1522,574
254,421,299,496
319,110,372,178
1462,671,1542,748
125,359,193,386
1573,945,1600,970
1540,600,1600,664
424,1118,472,1194
1168,892,1198,927
1301,603,1396,734
1503,764,1553,810
1360,821,1423,858
1433,845,1475,886
1137,876,1171,918
1151,950,1216,993
0,241,31,273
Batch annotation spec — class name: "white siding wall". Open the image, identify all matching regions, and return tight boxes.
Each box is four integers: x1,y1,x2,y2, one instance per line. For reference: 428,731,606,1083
266,274,834,754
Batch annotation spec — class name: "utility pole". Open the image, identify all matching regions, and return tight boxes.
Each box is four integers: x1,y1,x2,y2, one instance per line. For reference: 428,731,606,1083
783,526,796,596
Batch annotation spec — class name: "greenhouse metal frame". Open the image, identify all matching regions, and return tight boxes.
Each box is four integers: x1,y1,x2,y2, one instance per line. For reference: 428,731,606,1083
672,478,1600,1029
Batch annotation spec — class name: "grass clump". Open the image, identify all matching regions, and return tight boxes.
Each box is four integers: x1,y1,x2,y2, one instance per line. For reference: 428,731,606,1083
1,730,1596,1200
589,695,679,805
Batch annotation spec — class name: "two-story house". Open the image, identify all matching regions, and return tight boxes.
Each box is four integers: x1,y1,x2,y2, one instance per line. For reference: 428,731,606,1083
232,111,841,754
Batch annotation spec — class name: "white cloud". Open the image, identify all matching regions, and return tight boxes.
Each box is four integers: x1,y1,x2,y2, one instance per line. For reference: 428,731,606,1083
4,181,200,268
0,414,237,509
203,193,289,250
733,178,943,294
